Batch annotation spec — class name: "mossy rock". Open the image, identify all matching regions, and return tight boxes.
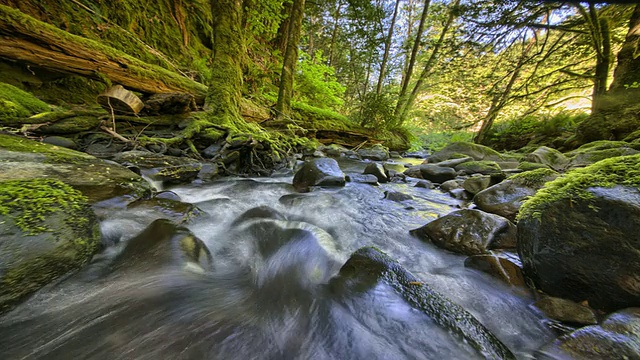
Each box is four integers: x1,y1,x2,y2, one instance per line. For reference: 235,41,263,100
0,134,151,203
454,160,503,175
34,115,102,134
0,82,49,122
576,105,640,144
0,179,101,313
428,142,504,163
517,155,640,311
517,161,551,171
524,146,568,171
565,141,640,168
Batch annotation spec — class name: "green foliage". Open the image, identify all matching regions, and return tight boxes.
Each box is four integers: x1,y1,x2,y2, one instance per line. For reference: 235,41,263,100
245,0,288,39
413,130,474,152
353,92,396,129
294,51,345,110
485,111,588,150
0,82,50,120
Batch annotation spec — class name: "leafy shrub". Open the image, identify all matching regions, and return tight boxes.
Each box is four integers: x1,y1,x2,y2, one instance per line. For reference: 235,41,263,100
294,51,345,110
352,92,396,129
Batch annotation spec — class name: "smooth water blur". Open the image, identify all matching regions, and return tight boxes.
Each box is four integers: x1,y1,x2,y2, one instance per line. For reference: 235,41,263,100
0,159,554,359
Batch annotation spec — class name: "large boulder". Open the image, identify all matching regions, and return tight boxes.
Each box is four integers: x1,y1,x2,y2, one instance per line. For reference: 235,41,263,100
524,146,569,171
357,144,389,161
330,247,516,360
0,179,101,313
0,134,151,203
454,160,503,175
517,155,640,311
566,140,640,168
474,168,559,221
292,158,345,192
426,142,504,163
538,308,640,360
419,164,456,183
411,209,517,255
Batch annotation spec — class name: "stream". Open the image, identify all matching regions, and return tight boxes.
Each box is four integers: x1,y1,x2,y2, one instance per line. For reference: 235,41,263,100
0,158,554,359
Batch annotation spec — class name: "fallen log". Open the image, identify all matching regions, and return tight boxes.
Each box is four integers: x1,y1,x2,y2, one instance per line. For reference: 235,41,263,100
0,5,208,103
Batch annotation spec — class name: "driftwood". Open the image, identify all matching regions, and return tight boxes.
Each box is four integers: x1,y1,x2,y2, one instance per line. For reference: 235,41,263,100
97,85,144,115
0,5,207,103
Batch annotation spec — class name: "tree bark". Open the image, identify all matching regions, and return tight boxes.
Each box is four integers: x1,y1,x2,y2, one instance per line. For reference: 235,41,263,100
396,0,458,125
0,5,207,102
609,4,640,92
276,0,305,118
207,0,245,118
375,0,401,94
327,0,344,67
398,0,431,103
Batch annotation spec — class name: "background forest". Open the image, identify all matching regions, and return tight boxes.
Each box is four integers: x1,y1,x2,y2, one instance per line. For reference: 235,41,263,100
0,0,639,153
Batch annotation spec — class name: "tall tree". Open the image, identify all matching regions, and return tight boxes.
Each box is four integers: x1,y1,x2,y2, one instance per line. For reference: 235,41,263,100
609,4,640,92
276,0,306,118
397,0,431,106
207,0,245,122
375,0,401,94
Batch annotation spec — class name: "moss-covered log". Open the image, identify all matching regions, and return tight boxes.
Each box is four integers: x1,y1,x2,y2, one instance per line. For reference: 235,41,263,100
0,5,207,102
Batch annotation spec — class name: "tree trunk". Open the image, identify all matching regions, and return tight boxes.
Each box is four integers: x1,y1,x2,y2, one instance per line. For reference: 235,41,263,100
327,0,344,67
396,0,458,126
397,0,431,104
276,0,305,119
0,5,207,102
609,4,640,92
375,0,401,94
591,13,611,112
206,0,245,119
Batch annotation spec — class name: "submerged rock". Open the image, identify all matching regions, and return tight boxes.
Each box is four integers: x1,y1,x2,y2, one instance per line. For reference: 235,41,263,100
464,254,525,287
113,219,212,272
411,209,517,255
384,191,413,202
0,179,101,313
330,247,516,360
538,308,640,360
518,155,640,311
533,296,598,325
292,158,345,192
345,173,379,185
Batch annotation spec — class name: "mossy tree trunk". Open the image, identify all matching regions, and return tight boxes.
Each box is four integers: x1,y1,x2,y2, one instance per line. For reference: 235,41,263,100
609,4,640,92
275,0,305,119
206,0,245,121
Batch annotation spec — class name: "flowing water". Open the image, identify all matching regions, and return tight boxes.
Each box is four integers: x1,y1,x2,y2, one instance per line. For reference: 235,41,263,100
0,159,554,359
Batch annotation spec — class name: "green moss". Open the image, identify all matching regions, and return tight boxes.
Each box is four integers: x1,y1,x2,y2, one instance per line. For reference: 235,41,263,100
0,82,49,120
0,134,92,163
568,140,633,155
517,162,551,171
518,154,640,220
0,5,207,97
509,168,559,188
0,178,89,234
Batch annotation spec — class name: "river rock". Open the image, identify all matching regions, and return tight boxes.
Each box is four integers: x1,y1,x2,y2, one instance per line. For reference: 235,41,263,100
537,308,640,360
463,175,492,195
113,219,211,272
411,209,517,255
0,178,101,313
533,296,598,325
384,191,413,202
147,163,202,185
440,179,464,192
566,141,640,168
0,134,151,203
363,163,388,183
357,144,389,161
345,173,379,185
455,161,503,176
292,158,345,192
430,157,473,168
403,165,423,179
330,247,516,360
129,197,201,224
464,254,525,287
427,142,504,163
42,136,77,149
415,180,434,189
321,144,350,158
419,164,456,183
473,168,559,221
524,146,568,171
517,155,640,311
